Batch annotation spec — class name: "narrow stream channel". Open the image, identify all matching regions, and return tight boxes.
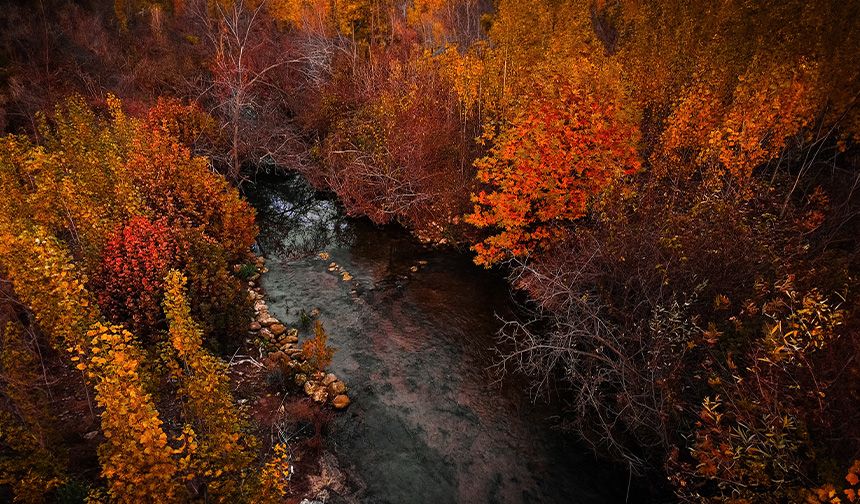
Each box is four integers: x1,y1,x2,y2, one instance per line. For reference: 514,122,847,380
248,174,630,504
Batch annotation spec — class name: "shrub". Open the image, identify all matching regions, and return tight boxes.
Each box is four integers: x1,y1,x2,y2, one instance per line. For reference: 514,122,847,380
301,320,335,371
93,216,178,338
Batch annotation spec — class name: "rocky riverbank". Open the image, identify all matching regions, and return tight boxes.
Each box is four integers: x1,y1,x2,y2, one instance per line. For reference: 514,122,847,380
242,254,351,410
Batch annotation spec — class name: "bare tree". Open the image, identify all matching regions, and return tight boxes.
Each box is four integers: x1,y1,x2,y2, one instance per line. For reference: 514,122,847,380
494,251,702,474
190,0,303,182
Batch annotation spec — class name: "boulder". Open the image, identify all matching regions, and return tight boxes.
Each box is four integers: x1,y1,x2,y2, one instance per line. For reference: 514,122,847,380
332,394,350,409
322,373,337,386
270,323,287,336
249,321,262,331
260,328,274,341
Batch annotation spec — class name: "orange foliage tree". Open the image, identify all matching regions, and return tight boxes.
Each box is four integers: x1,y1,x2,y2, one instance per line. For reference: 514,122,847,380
466,71,640,265
0,95,261,501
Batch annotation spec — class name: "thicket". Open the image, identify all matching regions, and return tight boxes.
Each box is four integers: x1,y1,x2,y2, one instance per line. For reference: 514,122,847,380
0,97,290,502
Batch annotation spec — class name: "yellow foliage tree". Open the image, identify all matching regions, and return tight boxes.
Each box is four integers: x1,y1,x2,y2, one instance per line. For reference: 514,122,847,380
162,270,257,500
79,322,186,503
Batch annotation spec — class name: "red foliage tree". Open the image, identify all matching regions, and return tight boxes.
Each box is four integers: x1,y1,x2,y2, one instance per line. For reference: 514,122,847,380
93,216,178,337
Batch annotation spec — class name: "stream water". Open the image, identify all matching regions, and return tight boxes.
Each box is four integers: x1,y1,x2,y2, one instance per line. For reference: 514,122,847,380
248,175,631,504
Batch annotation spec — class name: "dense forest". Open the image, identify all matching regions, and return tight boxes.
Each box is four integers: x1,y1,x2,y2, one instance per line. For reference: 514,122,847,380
1,0,859,502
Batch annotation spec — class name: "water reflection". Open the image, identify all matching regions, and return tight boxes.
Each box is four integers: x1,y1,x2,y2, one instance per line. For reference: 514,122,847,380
247,172,353,260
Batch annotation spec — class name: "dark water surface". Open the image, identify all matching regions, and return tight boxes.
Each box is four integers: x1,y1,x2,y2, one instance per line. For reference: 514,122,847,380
248,175,630,504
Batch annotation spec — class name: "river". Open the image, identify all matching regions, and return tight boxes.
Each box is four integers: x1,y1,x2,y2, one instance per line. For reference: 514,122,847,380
247,174,633,504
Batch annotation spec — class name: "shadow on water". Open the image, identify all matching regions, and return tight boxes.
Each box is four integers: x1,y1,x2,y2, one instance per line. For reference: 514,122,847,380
246,174,640,504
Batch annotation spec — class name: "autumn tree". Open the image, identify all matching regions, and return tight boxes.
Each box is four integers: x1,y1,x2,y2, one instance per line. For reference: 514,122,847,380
466,69,640,265
94,217,179,337
162,270,257,499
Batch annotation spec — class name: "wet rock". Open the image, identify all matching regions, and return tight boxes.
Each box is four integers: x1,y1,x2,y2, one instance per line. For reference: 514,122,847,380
270,323,286,336
310,307,321,318
254,300,267,311
318,251,330,261
304,380,320,396
327,380,346,395
322,373,337,386
332,394,350,409
312,371,325,381
249,321,262,331
260,328,274,341
410,266,418,272
312,387,328,403
285,333,299,344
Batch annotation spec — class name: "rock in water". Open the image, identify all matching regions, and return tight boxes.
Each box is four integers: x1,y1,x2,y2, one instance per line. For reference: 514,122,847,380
332,394,350,409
